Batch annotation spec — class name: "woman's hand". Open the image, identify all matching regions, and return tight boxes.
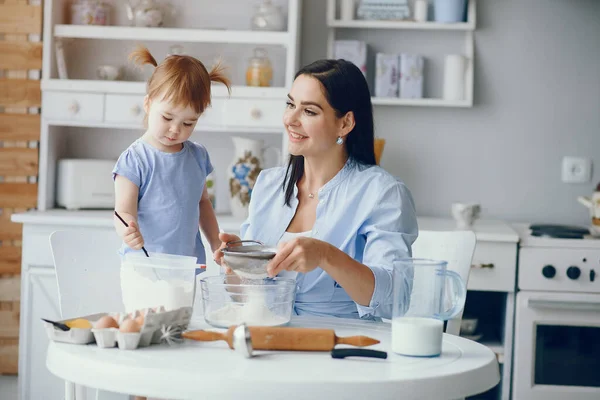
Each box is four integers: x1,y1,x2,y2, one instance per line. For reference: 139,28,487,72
213,232,241,273
267,237,332,278
121,220,145,250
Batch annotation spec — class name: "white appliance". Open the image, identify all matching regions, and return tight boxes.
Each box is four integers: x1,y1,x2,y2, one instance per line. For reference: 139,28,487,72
56,159,116,210
513,225,600,400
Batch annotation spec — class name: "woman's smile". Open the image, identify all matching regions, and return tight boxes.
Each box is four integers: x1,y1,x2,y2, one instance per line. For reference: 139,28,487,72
288,130,308,142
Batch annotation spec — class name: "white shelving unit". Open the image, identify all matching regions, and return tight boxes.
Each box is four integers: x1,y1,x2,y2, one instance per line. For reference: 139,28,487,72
326,0,476,107
38,0,302,211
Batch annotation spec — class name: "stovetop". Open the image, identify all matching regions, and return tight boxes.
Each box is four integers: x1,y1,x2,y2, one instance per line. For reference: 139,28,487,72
514,223,600,293
514,223,600,250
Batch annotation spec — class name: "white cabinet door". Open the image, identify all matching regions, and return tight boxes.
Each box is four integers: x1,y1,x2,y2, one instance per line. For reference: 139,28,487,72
20,267,63,400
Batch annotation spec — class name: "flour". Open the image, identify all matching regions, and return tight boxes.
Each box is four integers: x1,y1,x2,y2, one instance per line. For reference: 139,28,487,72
206,288,289,327
120,265,194,312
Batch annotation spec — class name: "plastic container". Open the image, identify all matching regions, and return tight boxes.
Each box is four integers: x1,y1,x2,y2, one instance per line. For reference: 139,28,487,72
434,0,466,23
120,252,198,313
200,275,296,328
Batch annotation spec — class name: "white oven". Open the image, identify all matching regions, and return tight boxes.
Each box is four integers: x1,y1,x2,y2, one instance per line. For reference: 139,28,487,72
513,232,600,400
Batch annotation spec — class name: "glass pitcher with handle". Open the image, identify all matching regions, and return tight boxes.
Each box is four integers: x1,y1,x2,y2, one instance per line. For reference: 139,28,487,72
392,258,466,356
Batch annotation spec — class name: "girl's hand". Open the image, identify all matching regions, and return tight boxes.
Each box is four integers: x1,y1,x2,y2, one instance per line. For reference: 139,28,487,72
267,237,331,278
213,232,241,274
122,220,145,250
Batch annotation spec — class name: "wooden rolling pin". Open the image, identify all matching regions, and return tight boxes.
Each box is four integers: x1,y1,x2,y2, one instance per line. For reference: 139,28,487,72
182,326,380,351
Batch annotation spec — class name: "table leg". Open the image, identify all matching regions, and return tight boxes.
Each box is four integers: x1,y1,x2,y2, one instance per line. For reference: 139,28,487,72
65,381,75,400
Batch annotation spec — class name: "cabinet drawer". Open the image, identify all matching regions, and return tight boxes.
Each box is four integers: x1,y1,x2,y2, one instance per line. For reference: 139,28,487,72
42,91,104,122
105,94,145,125
223,98,283,129
197,98,225,128
468,241,517,292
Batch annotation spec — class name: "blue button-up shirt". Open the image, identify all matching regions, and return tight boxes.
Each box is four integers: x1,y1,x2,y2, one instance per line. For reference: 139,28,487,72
240,159,418,320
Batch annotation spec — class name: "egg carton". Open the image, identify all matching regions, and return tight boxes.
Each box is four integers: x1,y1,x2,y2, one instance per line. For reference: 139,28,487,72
43,306,192,350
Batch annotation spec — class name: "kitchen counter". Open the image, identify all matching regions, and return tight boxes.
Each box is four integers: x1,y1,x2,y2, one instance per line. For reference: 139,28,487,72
12,210,518,243
11,209,245,233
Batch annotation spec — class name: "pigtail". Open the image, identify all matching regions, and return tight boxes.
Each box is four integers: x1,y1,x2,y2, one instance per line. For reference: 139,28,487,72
208,60,232,94
129,45,158,68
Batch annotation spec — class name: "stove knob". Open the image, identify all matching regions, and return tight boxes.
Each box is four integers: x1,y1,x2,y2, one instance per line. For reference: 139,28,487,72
567,266,581,280
591,269,596,282
542,265,556,278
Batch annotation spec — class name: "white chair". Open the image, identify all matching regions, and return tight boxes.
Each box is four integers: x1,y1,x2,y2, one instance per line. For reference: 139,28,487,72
50,229,127,400
411,230,477,336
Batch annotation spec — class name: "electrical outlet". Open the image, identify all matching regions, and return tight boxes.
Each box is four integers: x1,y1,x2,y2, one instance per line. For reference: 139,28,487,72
562,156,592,183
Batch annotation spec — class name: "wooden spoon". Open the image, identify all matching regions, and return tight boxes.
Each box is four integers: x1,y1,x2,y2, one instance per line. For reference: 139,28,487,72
182,326,380,351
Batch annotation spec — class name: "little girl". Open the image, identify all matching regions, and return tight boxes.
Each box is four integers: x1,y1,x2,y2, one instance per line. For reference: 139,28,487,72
113,45,231,265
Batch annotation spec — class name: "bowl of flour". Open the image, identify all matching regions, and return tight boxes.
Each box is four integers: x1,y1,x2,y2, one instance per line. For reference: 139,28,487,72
120,252,199,313
200,275,296,328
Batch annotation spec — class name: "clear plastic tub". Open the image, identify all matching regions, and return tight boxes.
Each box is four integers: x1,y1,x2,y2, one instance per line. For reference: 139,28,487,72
200,275,296,328
120,252,198,313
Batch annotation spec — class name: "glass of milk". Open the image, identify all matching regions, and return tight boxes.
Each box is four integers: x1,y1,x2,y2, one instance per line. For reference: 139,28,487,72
391,258,466,356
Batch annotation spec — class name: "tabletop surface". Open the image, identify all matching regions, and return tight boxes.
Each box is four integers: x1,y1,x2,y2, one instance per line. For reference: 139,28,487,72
47,316,500,400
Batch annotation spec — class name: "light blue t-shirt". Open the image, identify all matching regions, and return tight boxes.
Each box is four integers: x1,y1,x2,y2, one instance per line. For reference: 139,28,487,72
112,139,213,264
241,159,418,320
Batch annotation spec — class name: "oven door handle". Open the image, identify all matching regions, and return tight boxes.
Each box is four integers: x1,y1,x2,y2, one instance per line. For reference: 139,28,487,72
528,298,600,311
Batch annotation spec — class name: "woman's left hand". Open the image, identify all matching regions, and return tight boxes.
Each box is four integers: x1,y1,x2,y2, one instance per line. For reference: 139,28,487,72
267,237,332,277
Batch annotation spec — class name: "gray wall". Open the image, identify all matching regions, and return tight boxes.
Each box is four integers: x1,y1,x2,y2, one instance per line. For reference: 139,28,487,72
300,0,600,225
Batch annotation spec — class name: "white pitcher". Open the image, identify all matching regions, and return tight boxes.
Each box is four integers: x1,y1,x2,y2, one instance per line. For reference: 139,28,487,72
228,136,282,219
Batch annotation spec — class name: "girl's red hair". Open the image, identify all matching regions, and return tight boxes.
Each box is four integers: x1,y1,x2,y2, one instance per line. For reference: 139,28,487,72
129,45,231,114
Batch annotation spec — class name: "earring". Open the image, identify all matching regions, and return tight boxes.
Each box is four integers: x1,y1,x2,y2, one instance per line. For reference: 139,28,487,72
336,137,344,145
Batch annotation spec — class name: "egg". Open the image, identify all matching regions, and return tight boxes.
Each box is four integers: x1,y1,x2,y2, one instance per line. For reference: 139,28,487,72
94,315,119,329
134,315,144,327
119,319,141,333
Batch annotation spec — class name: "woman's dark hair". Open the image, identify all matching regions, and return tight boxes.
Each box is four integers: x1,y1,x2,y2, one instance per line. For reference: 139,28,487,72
283,59,376,206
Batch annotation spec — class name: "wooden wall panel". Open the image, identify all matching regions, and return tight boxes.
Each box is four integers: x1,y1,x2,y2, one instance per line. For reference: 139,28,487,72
0,209,24,242
0,338,18,374
0,4,42,35
1,0,42,376
0,302,20,338
0,78,41,108
0,114,41,141
0,41,43,70
0,183,38,208
0,148,39,176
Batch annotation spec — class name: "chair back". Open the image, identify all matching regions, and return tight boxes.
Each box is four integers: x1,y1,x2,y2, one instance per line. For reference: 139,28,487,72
50,229,124,318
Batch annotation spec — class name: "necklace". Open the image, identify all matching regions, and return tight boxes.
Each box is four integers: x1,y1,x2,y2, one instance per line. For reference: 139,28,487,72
308,193,315,199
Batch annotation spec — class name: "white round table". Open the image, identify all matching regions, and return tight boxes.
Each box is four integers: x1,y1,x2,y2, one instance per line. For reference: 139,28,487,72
47,316,499,400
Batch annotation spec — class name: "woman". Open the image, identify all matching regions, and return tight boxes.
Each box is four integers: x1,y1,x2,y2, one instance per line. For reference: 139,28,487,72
215,59,418,320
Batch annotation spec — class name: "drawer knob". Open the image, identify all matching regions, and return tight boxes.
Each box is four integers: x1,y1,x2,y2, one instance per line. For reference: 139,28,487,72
130,105,142,116
471,263,494,269
68,101,80,114
250,107,262,120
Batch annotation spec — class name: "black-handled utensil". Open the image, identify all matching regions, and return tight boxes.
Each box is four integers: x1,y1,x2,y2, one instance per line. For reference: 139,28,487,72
41,318,70,331
331,348,388,360
114,211,149,257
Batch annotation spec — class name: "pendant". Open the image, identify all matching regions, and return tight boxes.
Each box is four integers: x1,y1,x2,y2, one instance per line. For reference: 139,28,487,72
308,193,314,199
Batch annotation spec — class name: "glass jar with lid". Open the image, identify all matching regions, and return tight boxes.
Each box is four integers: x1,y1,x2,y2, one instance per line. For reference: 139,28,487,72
250,0,285,31
246,48,273,87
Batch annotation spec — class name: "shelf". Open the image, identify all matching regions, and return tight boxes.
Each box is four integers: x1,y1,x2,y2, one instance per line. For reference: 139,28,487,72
42,79,288,99
45,119,283,134
328,19,475,31
54,25,291,46
371,97,472,108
